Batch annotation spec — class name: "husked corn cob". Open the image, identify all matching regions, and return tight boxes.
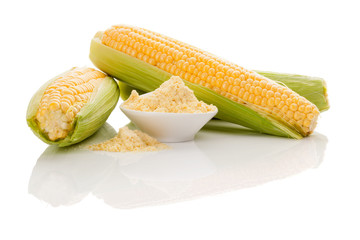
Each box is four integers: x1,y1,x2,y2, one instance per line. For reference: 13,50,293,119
90,25,321,138
27,67,120,146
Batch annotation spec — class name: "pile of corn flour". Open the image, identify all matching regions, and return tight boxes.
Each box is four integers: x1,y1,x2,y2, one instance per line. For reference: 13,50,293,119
88,126,168,152
122,76,216,113
88,77,215,152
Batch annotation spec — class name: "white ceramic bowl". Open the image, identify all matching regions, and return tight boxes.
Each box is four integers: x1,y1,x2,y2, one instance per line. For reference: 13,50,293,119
120,103,218,143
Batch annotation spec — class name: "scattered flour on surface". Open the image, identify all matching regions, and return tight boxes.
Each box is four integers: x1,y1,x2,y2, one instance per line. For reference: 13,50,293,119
88,126,169,152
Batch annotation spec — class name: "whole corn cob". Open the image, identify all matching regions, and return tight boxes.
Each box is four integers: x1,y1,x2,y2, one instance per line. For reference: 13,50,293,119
90,25,320,138
26,67,120,146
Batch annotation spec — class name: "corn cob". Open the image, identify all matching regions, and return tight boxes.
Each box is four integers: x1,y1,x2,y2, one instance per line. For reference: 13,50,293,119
26,67,120,146
90,25,320,138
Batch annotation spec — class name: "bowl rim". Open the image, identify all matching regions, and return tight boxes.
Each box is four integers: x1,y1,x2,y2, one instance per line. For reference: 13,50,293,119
120,104,218,116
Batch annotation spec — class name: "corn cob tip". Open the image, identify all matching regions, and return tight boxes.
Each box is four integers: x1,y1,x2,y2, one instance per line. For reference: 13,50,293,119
27,67,120,146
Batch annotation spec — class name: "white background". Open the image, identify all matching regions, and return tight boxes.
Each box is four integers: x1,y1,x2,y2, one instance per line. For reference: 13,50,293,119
1,0,359,239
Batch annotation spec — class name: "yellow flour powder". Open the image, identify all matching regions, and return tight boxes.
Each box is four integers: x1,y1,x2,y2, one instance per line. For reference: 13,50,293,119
88,126,169,152
122,76,216,113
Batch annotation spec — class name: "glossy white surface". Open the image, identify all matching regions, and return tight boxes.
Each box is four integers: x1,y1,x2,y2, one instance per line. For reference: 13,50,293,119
2,1,360,239
28,121,327,209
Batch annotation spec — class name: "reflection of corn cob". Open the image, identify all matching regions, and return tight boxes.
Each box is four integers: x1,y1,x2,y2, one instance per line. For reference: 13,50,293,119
90,25,321,139
27,67,120,146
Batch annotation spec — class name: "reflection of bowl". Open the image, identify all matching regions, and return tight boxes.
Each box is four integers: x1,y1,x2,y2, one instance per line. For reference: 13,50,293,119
120,102,217,143
120,141,216,182
92,140,217,208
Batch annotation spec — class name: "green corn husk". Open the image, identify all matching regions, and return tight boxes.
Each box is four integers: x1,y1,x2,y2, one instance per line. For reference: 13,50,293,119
90,32,309,139
118,81,146,101
118,71,329,112
26,68,120,147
